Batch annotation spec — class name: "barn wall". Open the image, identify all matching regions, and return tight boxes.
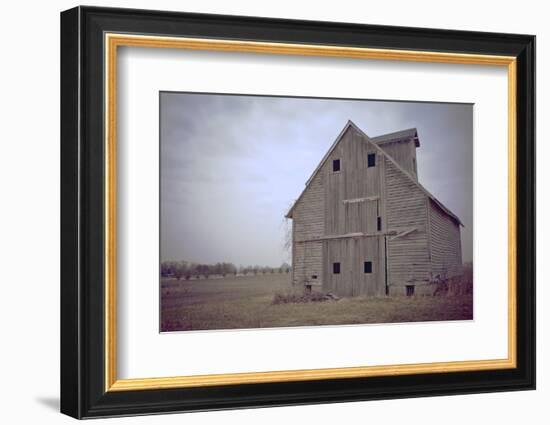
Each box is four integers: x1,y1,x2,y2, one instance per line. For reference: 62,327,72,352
323,126,381,236
320,126,386,295
377,139,417,179
385,157,431,288
291,171,324,285
323,236,385,296
428,199,463,279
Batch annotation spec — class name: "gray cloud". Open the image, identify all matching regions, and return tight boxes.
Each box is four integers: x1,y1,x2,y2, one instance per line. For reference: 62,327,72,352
161,92,473,266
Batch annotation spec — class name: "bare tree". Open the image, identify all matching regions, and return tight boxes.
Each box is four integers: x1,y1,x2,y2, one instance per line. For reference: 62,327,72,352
220,262,236,277
173,261,189,281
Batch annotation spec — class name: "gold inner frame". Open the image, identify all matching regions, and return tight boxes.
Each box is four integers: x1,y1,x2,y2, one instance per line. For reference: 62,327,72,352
104,33,517,392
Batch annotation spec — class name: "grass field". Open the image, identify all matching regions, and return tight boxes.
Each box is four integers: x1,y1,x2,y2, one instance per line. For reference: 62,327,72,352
161,273,473,332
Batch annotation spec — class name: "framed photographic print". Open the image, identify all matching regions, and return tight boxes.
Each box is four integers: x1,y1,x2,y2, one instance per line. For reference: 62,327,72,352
60,6,535,419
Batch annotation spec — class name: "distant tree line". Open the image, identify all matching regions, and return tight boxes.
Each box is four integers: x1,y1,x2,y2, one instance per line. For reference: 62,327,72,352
161,261,291,280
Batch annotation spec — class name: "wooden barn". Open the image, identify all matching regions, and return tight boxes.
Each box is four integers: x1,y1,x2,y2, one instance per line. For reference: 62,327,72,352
286,120,463,297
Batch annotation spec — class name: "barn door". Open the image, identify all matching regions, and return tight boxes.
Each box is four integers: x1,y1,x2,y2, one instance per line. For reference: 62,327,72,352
324,236,385,297
323,239,354,297
357,237,381,296
343,199,378,234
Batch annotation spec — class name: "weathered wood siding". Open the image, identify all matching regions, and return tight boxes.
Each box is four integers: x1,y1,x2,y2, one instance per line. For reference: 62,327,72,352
291,172,324,285
385,157,431,287
377,139,417,179
428,199,463,279
343,200,379,233
321,126,385,294
323,236,385,296
323,127,381,236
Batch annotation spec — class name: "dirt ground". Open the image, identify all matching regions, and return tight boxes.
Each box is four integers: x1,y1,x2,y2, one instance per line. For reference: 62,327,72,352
160,273,473,332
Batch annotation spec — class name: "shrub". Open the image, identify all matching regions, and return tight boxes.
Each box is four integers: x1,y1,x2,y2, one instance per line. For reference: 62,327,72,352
432,263,473,296
272,290,332,305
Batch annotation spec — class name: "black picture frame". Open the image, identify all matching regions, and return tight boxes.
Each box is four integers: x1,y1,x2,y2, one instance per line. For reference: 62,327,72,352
61,5,535,419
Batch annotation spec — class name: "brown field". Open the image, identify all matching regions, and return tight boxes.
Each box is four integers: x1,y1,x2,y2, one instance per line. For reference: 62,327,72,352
161,273,473,332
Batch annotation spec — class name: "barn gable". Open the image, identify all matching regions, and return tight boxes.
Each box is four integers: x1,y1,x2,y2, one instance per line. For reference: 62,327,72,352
286,121,356,219
287,120,462,227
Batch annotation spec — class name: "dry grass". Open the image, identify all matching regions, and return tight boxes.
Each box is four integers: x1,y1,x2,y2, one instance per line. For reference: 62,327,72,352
161,273,473,332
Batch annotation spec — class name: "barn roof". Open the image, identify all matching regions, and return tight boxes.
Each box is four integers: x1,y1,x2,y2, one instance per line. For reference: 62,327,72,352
286,120,463,226
370,127,420,147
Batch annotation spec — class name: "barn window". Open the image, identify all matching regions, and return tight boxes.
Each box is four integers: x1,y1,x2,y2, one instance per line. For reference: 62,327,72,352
377,216,382,231
406,285,415,296
364,261,372,274
367,153,376,167
332,159,341,172
311,275,318,279
333,262,341,274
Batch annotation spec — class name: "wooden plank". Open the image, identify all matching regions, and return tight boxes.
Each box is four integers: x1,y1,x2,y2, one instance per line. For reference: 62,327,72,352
389,227,418,241
342,196,379,204
297,231,395,243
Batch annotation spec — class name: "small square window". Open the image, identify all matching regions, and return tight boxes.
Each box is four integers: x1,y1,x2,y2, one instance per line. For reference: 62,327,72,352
368,153,376,167
332,159,341,172
364,261,372,274
377,216,382,231
311,275,318,279
333,262,340,274
406,285,415,296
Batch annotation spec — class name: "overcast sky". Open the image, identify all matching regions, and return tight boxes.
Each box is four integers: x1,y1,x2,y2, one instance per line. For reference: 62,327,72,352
160,92,473,266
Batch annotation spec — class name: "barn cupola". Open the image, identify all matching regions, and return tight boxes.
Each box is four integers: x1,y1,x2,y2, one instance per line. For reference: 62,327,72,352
371,128,419,180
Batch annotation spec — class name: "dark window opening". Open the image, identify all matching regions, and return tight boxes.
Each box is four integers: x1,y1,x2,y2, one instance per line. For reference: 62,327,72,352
333,262,341,274
377,216,382,231
364,261,372,274
367,153,376,167
311,275,318,279
406,285,415,296
332,159,341,172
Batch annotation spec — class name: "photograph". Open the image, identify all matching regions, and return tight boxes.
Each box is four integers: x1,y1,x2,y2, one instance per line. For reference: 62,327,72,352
57,5,535,419
159,93,474,332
